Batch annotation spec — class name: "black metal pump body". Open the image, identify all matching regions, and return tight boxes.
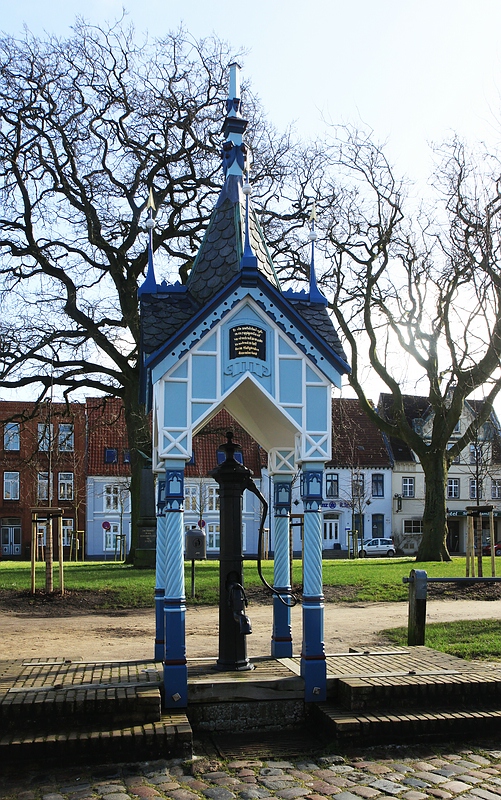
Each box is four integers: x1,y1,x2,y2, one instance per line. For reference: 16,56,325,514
209,432,254,671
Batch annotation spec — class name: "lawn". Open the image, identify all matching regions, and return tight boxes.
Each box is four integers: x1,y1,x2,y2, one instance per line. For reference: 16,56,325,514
0,556,477,608
383,619,501,662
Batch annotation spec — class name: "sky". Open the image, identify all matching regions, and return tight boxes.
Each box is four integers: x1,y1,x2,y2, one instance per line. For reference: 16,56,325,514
2,0,501,405
3,0,501,189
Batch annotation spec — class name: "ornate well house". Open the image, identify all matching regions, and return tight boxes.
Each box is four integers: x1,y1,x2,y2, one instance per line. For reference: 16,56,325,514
139,64,350,705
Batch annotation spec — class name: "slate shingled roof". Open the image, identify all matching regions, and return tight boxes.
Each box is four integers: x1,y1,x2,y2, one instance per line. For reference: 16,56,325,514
289,299,347,365
377,393,501,465
140,291,200,359
186,175,280,306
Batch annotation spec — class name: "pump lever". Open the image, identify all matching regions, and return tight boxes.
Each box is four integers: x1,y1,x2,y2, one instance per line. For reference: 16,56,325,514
228,581,252,635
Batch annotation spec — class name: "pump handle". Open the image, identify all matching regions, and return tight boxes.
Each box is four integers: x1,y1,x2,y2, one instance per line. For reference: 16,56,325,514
244,476,299,608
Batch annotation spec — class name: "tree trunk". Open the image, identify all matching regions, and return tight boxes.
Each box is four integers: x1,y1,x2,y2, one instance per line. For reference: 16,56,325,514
122,379,152,565
416,453,451,561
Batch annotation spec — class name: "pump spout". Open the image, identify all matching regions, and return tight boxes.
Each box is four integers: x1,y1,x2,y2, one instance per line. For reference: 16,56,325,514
228,582,252,636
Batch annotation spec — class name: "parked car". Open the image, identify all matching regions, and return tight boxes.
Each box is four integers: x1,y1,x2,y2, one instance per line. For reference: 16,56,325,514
482,543,501,556
359,538,396,558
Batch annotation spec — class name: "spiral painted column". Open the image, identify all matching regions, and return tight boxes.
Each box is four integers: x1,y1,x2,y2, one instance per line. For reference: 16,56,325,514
154,500,167,662
271,475,293,657
300,464,326,702
159,465,187,708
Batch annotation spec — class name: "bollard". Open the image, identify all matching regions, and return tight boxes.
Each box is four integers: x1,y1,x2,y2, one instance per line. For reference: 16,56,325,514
406,569,428,646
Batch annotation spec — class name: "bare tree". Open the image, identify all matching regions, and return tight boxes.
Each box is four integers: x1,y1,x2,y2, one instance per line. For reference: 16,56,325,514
0,20,299,560
311,129,501,561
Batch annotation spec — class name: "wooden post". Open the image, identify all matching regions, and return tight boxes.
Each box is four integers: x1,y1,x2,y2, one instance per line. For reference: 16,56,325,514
58,515,64,595
476,514,483,577
31,516,36,595
466,514,475,577
407,568,427,646
490,510,496,578
45,516,53,594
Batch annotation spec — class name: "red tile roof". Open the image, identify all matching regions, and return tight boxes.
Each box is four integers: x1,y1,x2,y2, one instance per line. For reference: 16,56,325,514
186,409,267,478
327,398,392,468
86,396,131,477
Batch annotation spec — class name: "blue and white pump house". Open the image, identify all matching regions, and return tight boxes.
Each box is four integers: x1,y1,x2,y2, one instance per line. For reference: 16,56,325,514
139,64,350,708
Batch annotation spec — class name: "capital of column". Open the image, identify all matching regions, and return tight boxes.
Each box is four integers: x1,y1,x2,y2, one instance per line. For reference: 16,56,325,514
300,465,324,512
273,474,293,516
157,466,185,514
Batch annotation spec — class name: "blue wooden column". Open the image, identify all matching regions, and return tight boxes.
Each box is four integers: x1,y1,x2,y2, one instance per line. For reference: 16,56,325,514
157,464,187,708
300,464,326,702
271,475,293,657
154,499,166,662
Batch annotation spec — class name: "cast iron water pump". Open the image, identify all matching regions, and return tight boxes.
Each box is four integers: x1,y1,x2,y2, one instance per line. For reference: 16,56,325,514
210,432,254,671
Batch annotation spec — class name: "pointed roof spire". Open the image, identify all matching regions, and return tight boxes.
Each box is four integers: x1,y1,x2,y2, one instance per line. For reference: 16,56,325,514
138,188,158,295
307,202,327,306
240,172,258,277
221,63,248,179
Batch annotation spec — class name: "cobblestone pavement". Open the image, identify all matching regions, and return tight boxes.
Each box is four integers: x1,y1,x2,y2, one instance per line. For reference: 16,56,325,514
5,743,501,800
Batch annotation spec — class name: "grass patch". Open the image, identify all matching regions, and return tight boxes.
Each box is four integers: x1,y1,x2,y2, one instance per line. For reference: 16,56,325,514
383,618,501,661
0,556,486,611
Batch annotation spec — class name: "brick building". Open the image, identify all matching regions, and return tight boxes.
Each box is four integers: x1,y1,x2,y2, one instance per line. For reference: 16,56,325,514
0,400,86,559
85,396,131,559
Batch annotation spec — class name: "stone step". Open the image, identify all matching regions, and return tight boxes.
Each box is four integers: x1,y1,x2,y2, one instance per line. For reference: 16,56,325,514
337,672,501,711
0,711,193,766
312,701,501,745
1,684,162,731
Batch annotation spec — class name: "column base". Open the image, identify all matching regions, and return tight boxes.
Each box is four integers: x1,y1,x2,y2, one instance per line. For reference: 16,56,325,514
163,662,188,708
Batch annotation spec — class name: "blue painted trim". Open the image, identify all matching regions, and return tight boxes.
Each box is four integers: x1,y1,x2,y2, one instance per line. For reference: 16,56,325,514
271,594,293,657
144,271,350,380
154,587,164,661
301,596,326,702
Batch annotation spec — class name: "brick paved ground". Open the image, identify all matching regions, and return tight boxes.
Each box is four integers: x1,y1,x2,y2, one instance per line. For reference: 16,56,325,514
4,742,501,800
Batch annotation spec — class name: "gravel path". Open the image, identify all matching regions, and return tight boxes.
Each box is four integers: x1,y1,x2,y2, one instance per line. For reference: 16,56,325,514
2,598,501,661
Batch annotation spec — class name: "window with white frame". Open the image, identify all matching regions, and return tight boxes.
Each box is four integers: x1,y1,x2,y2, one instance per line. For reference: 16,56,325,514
207,485,219,511
3,472,19,500
470,478,482,499
62,518,74,547
104,521,120,551
447,442,460,464
403,519,423,534
372,474,384,497
447,478,460,499
58,472,74,500
104,484,125,511
4,423,20,451
469,444,485,465
207,523,220,550
492,479,501,500
352,472,364,498
37,423,53,451
58,423,74,452
402,477,415,498
184,485,198,512
325,473,339,498
37,472,50,501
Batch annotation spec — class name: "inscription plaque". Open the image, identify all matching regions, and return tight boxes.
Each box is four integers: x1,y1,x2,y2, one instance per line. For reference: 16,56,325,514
229,325,266,360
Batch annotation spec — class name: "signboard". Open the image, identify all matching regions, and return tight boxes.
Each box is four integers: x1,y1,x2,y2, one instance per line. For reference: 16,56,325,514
229,325,266,360
137,526,156,549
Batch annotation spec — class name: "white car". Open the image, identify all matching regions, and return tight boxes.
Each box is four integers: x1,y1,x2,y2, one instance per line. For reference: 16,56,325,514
359,538,396,557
